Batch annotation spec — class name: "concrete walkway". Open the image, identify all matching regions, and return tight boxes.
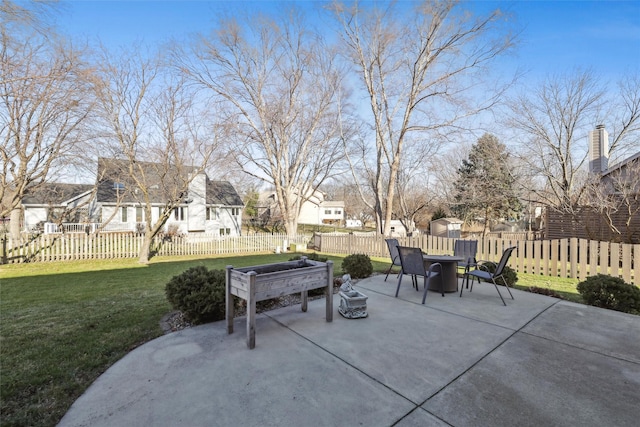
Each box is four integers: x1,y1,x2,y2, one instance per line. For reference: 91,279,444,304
58,275,640,427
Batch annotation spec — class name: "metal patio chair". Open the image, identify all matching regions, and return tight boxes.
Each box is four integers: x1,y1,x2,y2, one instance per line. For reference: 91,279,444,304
454,239,478,287
395,246,443,304
384,238,402,281
461,246,516,306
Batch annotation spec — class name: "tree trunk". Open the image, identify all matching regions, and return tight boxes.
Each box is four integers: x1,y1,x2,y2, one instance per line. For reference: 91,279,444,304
138,232,153,264
10,208,22,240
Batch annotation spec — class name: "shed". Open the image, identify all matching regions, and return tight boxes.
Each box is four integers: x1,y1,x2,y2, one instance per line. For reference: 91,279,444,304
430,218,463,238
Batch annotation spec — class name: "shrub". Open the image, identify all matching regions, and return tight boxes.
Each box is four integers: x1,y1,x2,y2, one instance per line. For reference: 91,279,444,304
341,253,373,279
288,252,328,262
165,266,229,324
577,274,640,315
528,286,564,299
481,263,518,287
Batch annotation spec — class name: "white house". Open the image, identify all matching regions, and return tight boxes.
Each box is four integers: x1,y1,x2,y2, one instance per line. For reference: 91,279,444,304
20,158,244,236
259,189,345,226
383,220,412,237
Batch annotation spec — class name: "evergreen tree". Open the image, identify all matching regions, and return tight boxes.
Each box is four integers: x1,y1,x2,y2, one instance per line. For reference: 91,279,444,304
452,134,522,237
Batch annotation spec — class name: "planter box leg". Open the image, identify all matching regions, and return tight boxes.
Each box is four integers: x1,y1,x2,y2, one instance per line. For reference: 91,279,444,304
247,272,256,349
301,290,308,312
226,265,234,334
326,261,333,322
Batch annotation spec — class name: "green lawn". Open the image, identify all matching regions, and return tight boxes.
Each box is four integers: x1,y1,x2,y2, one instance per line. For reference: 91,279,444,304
0,253,578,427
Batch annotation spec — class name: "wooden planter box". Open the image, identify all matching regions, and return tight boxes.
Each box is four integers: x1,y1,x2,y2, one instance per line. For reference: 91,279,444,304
226,258,334,349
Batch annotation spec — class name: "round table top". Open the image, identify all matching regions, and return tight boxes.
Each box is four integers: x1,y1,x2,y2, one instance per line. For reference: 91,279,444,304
422,255,465,262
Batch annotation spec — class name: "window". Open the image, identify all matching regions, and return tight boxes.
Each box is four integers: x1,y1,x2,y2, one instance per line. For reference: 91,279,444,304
206,207,219,221
121,207,128,223
231,208,240,216
136,207,144,222
335,210,342,215
325,209,332,215
219,227,231,236
113,182,125,190
174,207,187,221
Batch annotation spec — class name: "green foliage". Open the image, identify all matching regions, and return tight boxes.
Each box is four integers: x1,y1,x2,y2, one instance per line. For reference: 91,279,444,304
430,207,448,221
452,133,522,226
288,252,328,262
481,263,518,286
341,253,373,279
577,274,640,315
165,266,229,324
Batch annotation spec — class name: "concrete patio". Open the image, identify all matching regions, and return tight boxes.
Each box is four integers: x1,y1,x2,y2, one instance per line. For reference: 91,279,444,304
58,274,640,426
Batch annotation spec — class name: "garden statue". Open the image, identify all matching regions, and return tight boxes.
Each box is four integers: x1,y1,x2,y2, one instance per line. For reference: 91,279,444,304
338,274,368,319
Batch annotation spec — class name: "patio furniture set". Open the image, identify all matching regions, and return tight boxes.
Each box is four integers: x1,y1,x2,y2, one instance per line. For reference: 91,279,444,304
384,238,516,306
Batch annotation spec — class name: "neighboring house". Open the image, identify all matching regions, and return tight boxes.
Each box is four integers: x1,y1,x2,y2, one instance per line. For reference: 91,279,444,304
258,189,345,226
21,183,95,232
430,218,462,238
384,220,411,237
545,125,640,243
20,158,244,236
345,219,363,228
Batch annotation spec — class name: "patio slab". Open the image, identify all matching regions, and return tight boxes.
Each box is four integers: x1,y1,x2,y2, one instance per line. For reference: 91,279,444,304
58,274,640,427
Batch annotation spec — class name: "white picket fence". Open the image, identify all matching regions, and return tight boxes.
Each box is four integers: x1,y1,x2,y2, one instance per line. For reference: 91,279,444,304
1,233,311,263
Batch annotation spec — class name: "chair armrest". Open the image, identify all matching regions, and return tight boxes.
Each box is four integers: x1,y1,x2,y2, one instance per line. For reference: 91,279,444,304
427,262,442,275
476,260,497,272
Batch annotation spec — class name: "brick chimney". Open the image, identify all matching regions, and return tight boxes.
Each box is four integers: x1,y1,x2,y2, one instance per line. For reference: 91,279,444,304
589,124,609,173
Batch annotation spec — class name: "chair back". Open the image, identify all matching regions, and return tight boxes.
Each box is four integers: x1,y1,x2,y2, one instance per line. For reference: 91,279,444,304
397,246,425,276
385,238,401,266
454,240,477,264
494,246,516,277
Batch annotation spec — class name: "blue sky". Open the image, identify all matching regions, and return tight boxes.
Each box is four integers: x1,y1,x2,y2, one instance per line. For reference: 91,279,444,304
55,0,639,81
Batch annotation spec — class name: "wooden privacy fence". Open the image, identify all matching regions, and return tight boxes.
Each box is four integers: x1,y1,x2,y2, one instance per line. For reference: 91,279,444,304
1,233,310,264
313,233,639,286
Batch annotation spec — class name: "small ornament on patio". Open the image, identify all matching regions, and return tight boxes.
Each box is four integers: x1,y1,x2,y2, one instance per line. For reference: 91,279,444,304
338,274,369,319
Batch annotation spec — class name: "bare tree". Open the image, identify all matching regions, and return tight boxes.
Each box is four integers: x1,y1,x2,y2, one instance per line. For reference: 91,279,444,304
178,8,350,237
584,157,640,243
506,70,640,214
94,46,219,263
393,137,439,234
1,2,94,238
506,70,605,213
330,0,516,235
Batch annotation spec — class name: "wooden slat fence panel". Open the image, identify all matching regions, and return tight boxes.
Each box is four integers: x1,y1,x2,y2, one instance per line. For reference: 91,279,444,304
312,233,637,286
1,233,637,286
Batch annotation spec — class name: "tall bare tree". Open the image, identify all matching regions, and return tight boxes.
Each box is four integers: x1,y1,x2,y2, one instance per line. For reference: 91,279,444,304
178,8,350,237
1,1,94,238
506,69,640,214
94,47,219,263
506,70,605,213
393,137,439,234
330,0,515,235
583,155,640,243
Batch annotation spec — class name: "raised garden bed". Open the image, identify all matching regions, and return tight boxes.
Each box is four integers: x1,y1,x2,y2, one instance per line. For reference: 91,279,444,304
225,257,334,349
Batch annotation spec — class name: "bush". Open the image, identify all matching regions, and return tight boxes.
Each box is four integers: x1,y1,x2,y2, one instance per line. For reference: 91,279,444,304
528,286,564,299
165,266,229,324
481,263,518,287
577,274,640,315
341,253,373,279
288,252,328,262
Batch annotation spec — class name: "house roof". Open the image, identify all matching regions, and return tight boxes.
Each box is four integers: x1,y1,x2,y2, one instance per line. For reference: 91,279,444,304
602,151,640,177
22,183,94,206
97,158,186,204
96,158,243,207
207,180,243,206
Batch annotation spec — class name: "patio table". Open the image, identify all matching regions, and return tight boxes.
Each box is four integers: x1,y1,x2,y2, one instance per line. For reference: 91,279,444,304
423,255,464,293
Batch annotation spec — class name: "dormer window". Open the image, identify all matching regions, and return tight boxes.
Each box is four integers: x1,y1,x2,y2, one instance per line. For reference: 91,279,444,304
113,182,125,190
